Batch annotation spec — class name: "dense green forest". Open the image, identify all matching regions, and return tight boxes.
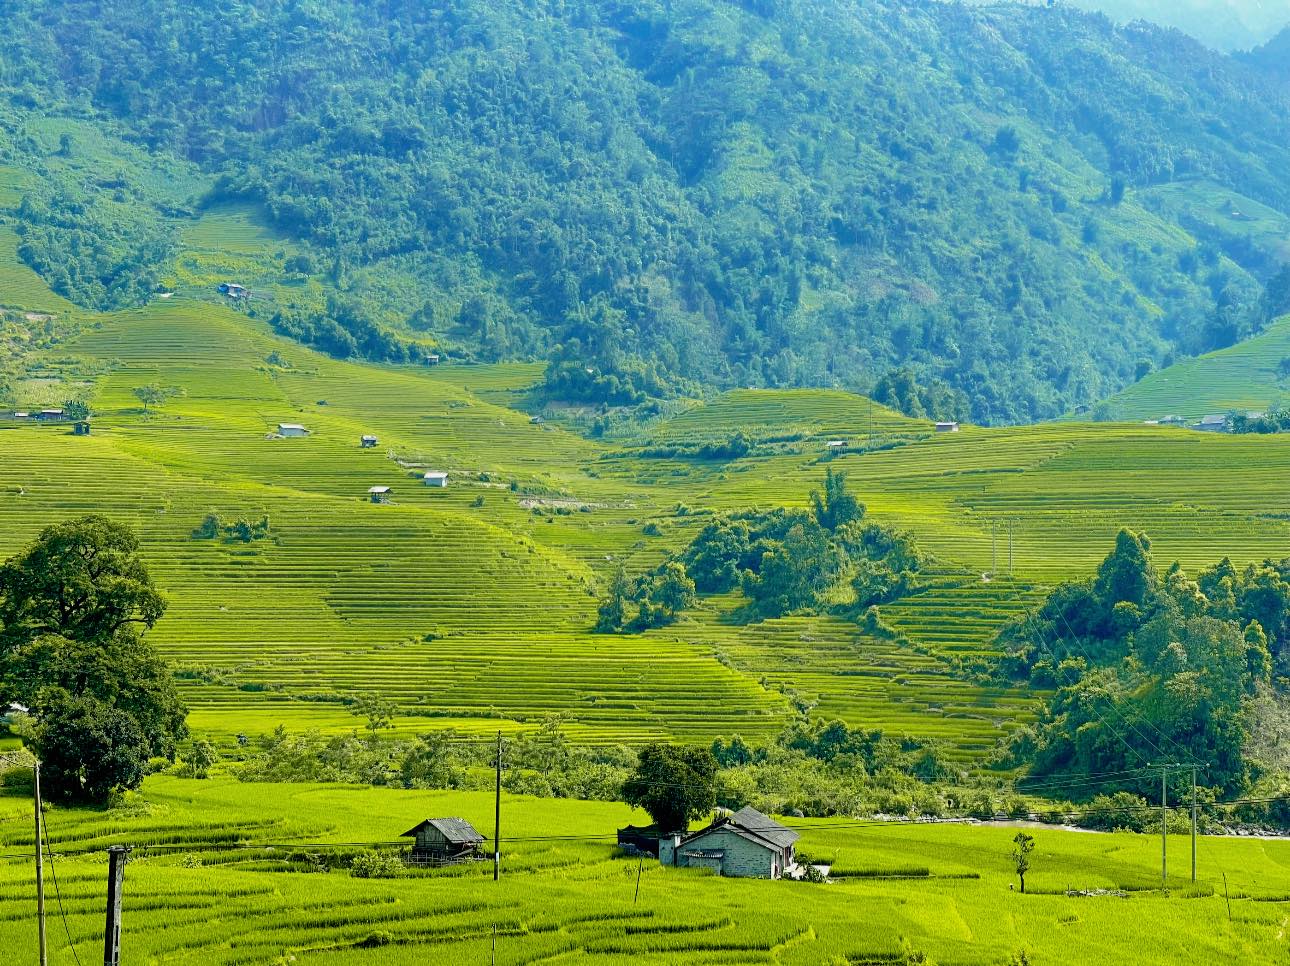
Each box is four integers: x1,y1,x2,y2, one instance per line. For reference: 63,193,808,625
2,0,1290,422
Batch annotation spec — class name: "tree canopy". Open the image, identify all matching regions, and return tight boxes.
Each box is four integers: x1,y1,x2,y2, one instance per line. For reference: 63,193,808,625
0,515,186,802
621,743,719,833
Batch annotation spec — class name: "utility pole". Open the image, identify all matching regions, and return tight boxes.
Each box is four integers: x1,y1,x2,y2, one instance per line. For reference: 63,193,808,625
34,761,47,966
104,845,131,966
493,731,502,882
1191,766,1198,883
1161,766,1168,890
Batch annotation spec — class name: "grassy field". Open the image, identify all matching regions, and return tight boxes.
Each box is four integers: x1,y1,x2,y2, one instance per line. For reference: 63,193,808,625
2,776,1287,964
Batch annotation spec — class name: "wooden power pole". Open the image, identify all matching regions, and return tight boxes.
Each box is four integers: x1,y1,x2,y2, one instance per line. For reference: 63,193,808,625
34,762,47,966
493,731,502,882
104,845,131,966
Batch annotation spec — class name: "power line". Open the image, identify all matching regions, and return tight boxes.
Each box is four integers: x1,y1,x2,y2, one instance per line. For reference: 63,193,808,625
1046,599,1201,767
41,813,83,966
7,792,1288,860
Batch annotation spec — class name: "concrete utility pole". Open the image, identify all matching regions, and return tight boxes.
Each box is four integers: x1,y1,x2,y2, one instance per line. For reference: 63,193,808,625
1161,767,1168,890
1191,766,1198,883
493,731,502,882
34,762,47,966
104,845,132,966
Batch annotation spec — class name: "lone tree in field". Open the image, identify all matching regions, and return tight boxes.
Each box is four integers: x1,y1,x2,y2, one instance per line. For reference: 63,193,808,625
132,383,184,413
0,515,187,803
1012,831,1035,893
621,743,717,834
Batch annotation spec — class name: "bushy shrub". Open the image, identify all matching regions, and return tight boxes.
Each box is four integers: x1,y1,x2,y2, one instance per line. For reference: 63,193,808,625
349,850,403,879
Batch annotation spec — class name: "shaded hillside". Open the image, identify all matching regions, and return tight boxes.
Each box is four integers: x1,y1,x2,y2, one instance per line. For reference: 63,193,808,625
2,0,1290,422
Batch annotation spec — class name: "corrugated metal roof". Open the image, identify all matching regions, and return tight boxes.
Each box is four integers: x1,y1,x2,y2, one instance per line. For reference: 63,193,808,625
400,817,484,843
728,806,799,848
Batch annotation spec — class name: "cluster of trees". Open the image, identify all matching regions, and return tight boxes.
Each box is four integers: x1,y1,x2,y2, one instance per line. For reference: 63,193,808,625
998,530,1290,810
3,1,1290,421
1229,408,1290,434
0,516,186,803
268,298,435,365
14,178,176,310
597,470,923,630
192,513,271,543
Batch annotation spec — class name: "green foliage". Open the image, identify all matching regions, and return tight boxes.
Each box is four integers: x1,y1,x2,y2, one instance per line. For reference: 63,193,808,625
60,397,89,420
181,738,218,779
810,468,863,532
1012,831,1035,893
33,692,148,803
621,743,718,833
0,516,186,802
999,530,1288,798
3,1,1290,420
348,850,403,879
192,513,270,543
349,692,396,741
132,383,183,412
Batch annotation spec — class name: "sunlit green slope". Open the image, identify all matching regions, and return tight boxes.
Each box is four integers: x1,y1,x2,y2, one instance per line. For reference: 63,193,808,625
1095,314,1290,421
5,205,1290,757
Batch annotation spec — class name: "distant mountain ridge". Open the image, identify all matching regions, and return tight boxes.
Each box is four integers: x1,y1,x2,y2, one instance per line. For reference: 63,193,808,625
1,0,1289,424
1069,0,1290,50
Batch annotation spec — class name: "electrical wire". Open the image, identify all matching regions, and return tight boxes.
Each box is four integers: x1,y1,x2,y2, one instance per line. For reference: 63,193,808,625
7,792,1288,859
42,813,84,966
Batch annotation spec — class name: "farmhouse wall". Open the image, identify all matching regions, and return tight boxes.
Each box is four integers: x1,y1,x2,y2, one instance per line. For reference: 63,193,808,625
681,828,776,878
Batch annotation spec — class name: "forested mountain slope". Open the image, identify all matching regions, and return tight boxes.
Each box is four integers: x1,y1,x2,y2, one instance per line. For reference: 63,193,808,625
2,0,1289,423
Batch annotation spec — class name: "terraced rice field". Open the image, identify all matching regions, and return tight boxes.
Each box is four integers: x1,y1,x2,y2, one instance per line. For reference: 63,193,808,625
2,777,1287,964
7,222,1290,756
1099,314,1290,422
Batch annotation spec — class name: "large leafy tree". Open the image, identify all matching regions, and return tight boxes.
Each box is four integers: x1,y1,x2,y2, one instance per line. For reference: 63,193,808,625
0,515,186,802
622,743,718,833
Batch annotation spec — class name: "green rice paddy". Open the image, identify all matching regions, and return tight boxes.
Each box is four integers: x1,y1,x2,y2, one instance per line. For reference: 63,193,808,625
2,776,1287,964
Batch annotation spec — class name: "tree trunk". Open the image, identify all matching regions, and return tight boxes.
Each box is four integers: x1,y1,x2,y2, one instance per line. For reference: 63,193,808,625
1019,874,1025,894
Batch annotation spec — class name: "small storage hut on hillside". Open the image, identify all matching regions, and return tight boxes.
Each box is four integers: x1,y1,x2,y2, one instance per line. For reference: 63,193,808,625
368,486,392,504
401,818,484,865
423,471,448,487
277,423,309,437
934,421,959,433
360,435,379,448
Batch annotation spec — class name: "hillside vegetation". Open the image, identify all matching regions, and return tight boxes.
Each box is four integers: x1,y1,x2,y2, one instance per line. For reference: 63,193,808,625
2,207,1290,765
2,0,1290,421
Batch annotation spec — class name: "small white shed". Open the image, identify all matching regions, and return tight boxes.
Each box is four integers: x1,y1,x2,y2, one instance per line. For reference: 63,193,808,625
423,471,448,488
368,485,392,504
277,423,309,437
935,422,960,433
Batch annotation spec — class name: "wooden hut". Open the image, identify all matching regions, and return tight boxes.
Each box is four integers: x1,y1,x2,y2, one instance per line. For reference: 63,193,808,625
401,818,484,865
